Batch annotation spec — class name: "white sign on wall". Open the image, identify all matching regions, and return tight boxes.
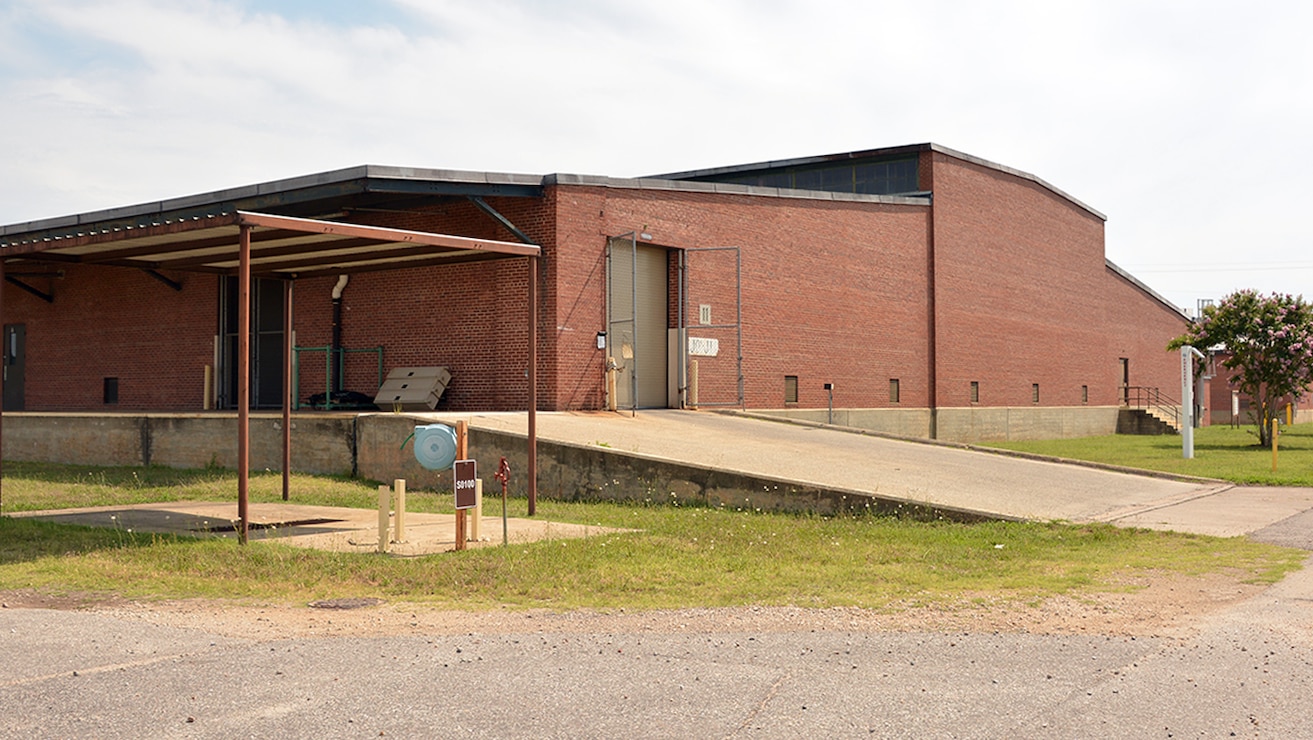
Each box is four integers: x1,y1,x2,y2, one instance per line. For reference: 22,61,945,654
688,337,719,357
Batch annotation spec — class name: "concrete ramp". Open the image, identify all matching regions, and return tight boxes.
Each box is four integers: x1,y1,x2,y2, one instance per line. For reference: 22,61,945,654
459,410,1232,527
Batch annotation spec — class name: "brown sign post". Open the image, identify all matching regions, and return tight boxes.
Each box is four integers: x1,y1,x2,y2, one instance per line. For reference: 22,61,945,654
454,420,470,550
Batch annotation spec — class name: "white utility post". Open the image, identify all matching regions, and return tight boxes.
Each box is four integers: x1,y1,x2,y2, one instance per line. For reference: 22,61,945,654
1181,345,1205,459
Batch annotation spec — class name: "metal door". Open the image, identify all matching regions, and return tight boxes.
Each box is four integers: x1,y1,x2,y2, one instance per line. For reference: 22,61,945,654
607,235,669,410
3,324,25,411
1119,357,1130,405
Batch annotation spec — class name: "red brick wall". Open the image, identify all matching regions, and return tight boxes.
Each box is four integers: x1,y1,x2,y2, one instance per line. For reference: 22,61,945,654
1102,269,1191,409
551,185,933,410
2,264,216,410
929,152,1144,407
292,198,550,411
1,161,1186,418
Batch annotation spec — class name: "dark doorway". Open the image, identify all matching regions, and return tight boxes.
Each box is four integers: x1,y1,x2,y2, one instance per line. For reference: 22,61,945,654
1119,357,1130,404
219,277,285,409
3,324,25,411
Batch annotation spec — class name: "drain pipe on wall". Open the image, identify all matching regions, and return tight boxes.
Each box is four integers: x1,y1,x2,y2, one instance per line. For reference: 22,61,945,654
331,274,349,392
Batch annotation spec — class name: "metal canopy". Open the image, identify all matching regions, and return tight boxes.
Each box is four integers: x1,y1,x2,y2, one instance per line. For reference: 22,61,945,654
0,210,541,542
2,210,540,278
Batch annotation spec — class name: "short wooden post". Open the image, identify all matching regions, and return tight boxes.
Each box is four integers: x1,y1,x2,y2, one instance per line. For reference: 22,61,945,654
470,479,483,541
606,361,618,412
689,359,699,409
393,479,406,542
377,484,390,554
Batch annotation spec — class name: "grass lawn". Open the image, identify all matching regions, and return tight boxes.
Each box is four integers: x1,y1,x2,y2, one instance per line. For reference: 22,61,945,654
0,461,1304,610
982,422,1313,486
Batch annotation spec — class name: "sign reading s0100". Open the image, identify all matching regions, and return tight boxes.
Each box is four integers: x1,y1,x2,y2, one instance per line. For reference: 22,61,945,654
454,459,477,510
688,337,719,357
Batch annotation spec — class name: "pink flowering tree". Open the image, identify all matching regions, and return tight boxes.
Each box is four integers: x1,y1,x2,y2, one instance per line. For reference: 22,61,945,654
1170,290,1313,447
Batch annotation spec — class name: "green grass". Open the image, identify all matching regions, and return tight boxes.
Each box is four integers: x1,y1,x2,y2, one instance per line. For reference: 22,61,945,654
0,462,1305,610
982,422,1313,486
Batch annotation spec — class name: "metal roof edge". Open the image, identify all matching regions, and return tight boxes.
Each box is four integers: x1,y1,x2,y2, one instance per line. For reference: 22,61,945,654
1,166,375,238
360,165,545,187
646,142,1105,222
1106,258,1189,319
647,143,931,181
542,173,930,206
1,165,555,241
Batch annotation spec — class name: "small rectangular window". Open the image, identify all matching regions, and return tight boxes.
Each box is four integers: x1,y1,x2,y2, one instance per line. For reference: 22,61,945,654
785,375,799,404
970,381,979,404
889,378,900,404
1082,385,1089,404
1032,383,1041,404
104,377,119,405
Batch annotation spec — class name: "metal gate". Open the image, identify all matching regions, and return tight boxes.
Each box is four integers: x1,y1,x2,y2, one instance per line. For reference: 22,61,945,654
678,247,742,409
606,234,669,411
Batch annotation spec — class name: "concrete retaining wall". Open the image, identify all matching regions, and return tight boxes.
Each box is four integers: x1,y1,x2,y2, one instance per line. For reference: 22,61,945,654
2,413,357,476
753,406,1120,443
747,408,932,439
935,406,1121,442
1,412,994,522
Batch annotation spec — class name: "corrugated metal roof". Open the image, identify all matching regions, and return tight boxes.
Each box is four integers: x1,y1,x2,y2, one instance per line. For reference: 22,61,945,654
1,211,538,279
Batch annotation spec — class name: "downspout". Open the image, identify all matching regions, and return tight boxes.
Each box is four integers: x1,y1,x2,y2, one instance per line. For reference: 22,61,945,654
330,274,349,392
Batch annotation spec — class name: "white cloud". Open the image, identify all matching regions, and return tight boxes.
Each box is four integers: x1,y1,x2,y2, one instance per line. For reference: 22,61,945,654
1,0,1311,307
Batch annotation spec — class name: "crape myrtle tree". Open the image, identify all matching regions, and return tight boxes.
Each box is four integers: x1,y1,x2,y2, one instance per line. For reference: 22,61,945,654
1169,290,1313,447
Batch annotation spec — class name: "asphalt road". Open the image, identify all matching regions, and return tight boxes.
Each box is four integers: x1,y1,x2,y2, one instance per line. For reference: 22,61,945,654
6,412,1313,737
4,560,1312,739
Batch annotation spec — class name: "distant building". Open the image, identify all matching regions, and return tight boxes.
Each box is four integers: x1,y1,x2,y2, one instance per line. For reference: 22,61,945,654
0,143,1188,442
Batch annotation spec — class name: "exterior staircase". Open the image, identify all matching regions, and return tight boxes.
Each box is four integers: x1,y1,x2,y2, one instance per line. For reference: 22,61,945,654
1118,386,1182,435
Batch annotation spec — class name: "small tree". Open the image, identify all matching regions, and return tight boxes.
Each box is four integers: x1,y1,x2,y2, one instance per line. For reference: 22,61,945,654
1170,290,1313,447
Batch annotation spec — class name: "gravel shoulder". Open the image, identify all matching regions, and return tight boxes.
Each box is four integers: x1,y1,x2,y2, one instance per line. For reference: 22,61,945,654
0,569,1266,641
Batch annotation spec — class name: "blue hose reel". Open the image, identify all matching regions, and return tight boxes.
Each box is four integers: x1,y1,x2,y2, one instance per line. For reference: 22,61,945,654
412,423,458,471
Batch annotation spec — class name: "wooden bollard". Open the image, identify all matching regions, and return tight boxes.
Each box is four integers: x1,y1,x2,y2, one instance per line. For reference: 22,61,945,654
377,484,390,554
394,479,406,542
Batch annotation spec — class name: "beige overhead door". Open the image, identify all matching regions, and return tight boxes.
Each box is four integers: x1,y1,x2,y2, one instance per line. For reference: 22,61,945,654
608,236,669,409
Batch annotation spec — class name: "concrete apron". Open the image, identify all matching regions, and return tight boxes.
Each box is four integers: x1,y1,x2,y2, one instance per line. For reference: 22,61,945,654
11,503,630,556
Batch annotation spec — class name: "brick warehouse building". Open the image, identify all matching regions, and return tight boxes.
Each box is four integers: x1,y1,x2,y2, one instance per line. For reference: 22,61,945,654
0,143,1188,442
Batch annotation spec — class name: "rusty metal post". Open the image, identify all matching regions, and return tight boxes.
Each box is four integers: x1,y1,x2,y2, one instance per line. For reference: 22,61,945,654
0,258,5,515
528,256,538,516
282,279,293,501
237,225,251,544
495,457,510,547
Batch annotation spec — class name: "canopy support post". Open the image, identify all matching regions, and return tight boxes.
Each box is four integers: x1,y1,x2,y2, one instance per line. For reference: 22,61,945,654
237,225,251,544
282,279,293,501
528,255,538,516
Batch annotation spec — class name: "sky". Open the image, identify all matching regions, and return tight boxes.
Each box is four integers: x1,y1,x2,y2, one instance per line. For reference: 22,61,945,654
2,0,1310,312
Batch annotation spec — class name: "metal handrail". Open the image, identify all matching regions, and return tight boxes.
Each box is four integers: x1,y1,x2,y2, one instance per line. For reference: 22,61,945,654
1123,385,1180,427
